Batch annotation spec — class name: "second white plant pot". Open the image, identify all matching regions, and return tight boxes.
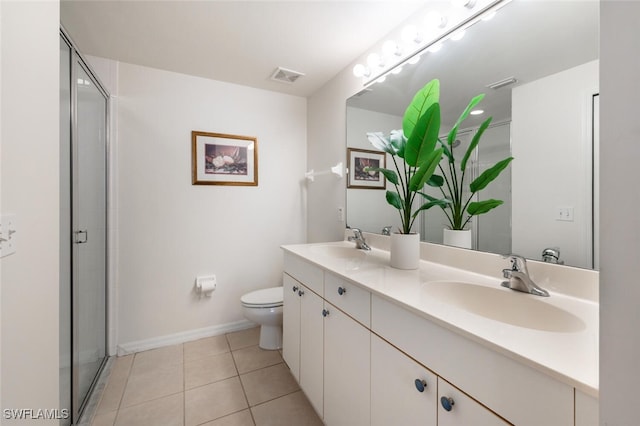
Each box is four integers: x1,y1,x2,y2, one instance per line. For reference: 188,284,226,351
443,229,472,249
390,232,421,270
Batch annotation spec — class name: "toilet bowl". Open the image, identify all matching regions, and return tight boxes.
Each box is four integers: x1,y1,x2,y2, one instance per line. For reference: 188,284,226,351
241,286,283,350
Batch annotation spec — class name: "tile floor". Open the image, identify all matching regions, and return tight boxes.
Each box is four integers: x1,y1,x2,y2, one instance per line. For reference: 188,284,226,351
89,327,323,426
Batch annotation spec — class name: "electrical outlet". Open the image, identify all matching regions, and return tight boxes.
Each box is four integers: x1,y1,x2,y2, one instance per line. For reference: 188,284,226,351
556,207,574,222
337,206,345,222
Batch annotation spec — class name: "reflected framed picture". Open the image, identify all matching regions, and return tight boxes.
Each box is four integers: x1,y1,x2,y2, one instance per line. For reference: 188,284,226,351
191,131,258,186
347,148,386,189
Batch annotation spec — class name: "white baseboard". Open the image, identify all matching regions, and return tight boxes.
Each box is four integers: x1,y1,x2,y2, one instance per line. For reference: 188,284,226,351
116,319,256,356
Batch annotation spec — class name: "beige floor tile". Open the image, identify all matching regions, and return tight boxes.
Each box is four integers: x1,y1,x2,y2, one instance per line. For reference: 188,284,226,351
96,355,135,414
91,410,117,426
251,391,322,426
130,345,183,377
240,363,299,406
184,335,230,362
120,363,183,407
185,352,237,390
114,393,183,426
202,409,255,426
232,345,282,374
185,377,248,426
226,328,260,351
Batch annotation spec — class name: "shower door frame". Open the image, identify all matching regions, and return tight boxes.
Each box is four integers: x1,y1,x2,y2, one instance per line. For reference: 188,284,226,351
60,27,111,425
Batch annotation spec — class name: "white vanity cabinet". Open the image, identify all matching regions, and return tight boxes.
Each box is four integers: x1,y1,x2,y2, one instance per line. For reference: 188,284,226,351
371,334,437,426
437,378,510,426
323,301,371,426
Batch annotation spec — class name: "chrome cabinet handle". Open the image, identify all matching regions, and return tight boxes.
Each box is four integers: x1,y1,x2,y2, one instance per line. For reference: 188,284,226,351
292,285,299,293
298,290,304,297
414,379,427,393
338,286,347,296
322,309,330,317
440,396,455,412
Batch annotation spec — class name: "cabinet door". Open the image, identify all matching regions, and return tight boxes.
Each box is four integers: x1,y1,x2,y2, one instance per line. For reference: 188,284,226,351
299,286,324,418
282,274,301,381
438,378,510,426
324,303,370,426
371,334,437,426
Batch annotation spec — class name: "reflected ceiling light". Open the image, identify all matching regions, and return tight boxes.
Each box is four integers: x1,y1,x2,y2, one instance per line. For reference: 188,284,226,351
451,30,466,41
391,66,403,75
376,76,387,84
407,55,421,65
382,40,403,57
352,64,370,78
424,11,448,29
401,25,423,44
452,0,476,8
427,43,443,53
482,11,497,21
470,109,484,115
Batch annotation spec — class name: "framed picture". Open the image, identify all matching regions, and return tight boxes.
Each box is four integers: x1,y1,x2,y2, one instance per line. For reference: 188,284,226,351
347,148,386,189
191,131,258,186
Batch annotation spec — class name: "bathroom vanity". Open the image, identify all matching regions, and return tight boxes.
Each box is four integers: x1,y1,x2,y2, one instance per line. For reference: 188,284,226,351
281,236,598,426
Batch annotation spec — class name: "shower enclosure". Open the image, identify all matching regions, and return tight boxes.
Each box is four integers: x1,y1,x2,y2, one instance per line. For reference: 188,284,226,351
60,29,109,424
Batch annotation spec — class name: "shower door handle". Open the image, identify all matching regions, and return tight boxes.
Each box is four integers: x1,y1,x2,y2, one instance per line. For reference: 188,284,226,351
75,230,88,244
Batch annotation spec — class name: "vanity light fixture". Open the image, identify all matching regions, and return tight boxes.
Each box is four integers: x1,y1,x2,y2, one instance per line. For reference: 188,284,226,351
424,11,448,30
367,52,384,69
452,0,476,9
401,24,423,45
382,40,403,57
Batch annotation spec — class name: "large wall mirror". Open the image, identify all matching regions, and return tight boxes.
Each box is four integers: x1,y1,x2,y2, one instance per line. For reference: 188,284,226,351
346,0,599,269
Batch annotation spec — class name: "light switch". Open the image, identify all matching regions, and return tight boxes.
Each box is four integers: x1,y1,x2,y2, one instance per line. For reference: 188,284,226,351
0,214,17,258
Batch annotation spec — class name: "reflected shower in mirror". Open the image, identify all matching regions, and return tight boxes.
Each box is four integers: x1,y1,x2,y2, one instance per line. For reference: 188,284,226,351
346,0,599,269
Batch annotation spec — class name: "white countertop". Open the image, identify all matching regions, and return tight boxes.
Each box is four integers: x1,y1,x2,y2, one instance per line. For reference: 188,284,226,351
281,240,599,397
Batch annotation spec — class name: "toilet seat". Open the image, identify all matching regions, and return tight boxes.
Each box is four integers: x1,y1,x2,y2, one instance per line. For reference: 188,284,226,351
241,286,283,308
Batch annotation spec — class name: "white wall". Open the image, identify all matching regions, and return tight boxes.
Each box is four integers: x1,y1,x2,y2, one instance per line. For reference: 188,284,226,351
511,60,598,269
114,62,307,349
345,106,403,233
306,69,362,243
0,0,61,422
600,2,640,424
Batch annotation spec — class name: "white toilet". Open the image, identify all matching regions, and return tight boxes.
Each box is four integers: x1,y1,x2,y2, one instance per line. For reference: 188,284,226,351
240,286,284,350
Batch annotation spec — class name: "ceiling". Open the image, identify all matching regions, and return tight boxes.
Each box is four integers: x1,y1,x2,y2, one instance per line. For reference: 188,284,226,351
60,0,428,97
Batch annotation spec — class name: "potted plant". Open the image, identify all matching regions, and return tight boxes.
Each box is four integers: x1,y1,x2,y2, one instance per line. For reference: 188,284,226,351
426,93,513,249
366,79,445,269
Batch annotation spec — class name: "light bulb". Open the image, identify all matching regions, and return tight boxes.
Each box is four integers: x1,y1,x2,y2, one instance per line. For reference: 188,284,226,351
382,40,402,57
452,0,475,8
401,25,422,44
482,11,497,21
367,53,383,68
428,43,443,53
353,64,370,78
376,76,387,84
407,55,421,65
424,11,447,29
391,66,403,75
470,109,484,115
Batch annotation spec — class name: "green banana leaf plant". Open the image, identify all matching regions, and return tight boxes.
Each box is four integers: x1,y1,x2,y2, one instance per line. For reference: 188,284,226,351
426,92,514,231
366,79,445,234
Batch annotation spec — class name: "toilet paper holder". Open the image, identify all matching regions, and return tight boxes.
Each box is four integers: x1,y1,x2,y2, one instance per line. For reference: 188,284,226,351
195,275,217,297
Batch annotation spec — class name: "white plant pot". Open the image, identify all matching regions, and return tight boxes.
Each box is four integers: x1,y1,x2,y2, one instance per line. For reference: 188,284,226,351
443,229,472,249
390,232,420,270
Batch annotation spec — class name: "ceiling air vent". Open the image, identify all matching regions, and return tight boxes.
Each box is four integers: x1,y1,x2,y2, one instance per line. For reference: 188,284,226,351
270,67,305,84
486,76,518,90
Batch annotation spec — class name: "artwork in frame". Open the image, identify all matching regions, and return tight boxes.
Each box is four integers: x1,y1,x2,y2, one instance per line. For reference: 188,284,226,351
347,148,386,189
191,131,258,186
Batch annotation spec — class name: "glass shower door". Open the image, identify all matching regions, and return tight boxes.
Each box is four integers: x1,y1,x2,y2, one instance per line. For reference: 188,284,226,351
72,59,108,418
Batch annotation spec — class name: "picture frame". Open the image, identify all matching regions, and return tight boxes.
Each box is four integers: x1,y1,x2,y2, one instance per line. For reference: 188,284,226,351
347,148,386,189
191,131,258,186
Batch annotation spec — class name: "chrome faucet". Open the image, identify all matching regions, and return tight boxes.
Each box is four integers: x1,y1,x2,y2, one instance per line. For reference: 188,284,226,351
381,226,392,236
348,228,371,250
501,254,549,297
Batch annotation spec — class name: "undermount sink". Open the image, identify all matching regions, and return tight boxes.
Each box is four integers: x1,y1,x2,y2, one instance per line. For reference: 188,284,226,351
310,244,368,260
423,281,585,333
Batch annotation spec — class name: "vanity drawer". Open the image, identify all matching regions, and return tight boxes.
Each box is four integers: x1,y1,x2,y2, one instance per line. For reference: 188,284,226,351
283,253,323,295
324,272,371,327
371,295,573,426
